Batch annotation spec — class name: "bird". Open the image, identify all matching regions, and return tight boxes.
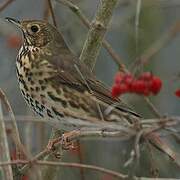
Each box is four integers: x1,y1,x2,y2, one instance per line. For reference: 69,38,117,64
6,17,140,131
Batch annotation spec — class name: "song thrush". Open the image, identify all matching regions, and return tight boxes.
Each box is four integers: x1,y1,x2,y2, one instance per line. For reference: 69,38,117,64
6,18,140,130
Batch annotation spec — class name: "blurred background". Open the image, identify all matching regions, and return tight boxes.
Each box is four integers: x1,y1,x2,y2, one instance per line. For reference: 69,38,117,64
0,0,180,179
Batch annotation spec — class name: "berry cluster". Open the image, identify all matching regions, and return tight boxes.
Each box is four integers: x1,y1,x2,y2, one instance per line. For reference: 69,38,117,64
111,72,162,97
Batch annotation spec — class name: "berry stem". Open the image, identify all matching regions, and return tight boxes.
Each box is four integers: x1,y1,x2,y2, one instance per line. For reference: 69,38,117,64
143,97,161,118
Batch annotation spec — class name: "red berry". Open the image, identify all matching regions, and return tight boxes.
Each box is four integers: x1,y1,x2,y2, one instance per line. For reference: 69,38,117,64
114,72,124,84
112,71,162,97
142,88,151,96
111,85,121,97
111,83,128,97
124,73,133,85
131,80,147,94
175,89,180,97
119,83,129,93
123,73,133,80
139,72,152,81
149,76,162,95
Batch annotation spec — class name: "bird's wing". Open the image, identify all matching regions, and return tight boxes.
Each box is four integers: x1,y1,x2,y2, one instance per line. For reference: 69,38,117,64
48,52,140,118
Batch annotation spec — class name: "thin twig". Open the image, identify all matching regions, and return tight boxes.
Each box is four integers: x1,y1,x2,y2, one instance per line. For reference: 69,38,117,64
76,140,85,180
143,97,161,118
43,0,50,21
0,160,179,180
47,0,57,27
0,0,14,12
0,102,13,180
134,129,144,160
135,0,142,54
0,89,29,159
1,160,127,179
127,128,144,178
20,149,51,174
146,140,160,178
135,20,180,67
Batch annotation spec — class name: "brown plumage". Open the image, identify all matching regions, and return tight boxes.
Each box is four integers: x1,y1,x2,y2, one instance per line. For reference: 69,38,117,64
6,18,140,130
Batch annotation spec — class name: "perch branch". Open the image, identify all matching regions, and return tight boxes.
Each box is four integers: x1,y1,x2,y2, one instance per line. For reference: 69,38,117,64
18,115,180,174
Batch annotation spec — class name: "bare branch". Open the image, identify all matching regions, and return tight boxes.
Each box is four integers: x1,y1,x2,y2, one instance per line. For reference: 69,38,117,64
135,20,180,66
143,97,162,118
79,0,119,71
0,89,29,159
0,0,14,12
0,102,13,180
135,0,142,53
0,160,179,180
1,160,127,179
47,0,57,27
43,0,50,21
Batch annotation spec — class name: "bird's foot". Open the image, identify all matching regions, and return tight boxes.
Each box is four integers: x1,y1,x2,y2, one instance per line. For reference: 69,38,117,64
46,137,61,151
46,130,79,152
61,130,79,150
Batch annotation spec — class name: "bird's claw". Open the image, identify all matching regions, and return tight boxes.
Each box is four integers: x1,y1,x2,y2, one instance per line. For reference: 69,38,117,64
46,130,78,154
61,131,78,150
46,137,61,151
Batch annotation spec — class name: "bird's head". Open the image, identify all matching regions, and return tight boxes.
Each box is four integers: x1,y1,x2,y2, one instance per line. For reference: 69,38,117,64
6,17,64,48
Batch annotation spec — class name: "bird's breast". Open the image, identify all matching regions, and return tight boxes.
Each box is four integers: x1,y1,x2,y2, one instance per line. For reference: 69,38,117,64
16,45,55,115
16,45,74,126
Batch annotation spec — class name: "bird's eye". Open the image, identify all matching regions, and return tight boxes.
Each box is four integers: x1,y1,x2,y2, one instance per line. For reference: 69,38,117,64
30,25,39,33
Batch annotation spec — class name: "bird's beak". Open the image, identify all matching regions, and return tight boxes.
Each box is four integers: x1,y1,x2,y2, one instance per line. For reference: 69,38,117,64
5,17,22,28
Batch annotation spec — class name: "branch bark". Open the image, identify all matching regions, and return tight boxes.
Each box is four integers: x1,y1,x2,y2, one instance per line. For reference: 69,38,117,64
79,0,119,71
